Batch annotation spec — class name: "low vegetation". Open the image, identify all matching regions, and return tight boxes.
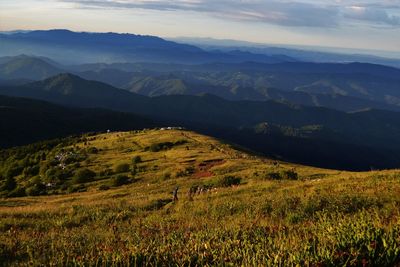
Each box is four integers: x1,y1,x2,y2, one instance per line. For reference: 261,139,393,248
1,129,400,265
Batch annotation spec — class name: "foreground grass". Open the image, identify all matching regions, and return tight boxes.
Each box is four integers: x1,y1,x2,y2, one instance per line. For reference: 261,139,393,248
1,130,400,266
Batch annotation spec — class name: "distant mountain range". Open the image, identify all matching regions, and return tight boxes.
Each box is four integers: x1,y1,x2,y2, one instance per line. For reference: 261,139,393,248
3,29,399,67
0,30,295,65
172,37,400,68
1,55,399,112
1,73,400,170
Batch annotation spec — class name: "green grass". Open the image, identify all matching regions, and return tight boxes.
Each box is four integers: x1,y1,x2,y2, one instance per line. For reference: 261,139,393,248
1,130,400,266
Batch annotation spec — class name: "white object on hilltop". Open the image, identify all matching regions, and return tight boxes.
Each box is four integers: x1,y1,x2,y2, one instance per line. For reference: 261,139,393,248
160,127,185,131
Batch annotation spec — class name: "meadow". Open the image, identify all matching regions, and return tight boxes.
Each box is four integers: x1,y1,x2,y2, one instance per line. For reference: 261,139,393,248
1,130,400,266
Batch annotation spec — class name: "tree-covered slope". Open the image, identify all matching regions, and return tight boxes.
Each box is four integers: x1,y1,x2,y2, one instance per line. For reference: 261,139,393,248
0,95,155,148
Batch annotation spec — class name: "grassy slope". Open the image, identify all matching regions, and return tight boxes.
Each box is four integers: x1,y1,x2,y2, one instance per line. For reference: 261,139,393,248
1,130,400,266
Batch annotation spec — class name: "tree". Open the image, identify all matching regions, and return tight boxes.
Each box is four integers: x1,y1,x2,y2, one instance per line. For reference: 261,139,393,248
72,168,96,184
3,177,17,191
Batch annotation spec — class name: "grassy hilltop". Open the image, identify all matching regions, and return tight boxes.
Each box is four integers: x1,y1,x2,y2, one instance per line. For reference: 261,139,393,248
1,129,400,266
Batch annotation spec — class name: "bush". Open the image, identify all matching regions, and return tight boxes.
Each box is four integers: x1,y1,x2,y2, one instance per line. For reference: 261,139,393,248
45,168,72,182
161,172,171,181
25,183,46,196
265,172,282,180
87,147,99,154
114,163,130,173
72,168,96,184
147,140,188,152
2,177,17,192
217,176,241,187
280,170,298,180
111,175,130,187
148,143,164,152
99,168,113,177
98,184,110,191
7,186,26,197
144,198,172,211
67,184,87,193
132,156,142,164
130,165,137,177
25,186,40,196
4,165,23,179
176,166,195,177
23,165,40,177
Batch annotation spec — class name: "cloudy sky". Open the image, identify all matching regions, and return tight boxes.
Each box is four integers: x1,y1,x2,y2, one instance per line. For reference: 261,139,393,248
1,0,399,54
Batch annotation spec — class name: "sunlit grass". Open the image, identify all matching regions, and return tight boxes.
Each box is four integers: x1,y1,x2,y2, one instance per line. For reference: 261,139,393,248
1,130,400,265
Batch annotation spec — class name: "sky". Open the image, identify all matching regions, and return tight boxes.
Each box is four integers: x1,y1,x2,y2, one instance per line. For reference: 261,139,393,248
0,0,399,55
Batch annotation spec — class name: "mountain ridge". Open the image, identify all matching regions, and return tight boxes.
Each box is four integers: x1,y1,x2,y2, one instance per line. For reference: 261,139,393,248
1,55,399,112
1,74,400,170
0,30,296,64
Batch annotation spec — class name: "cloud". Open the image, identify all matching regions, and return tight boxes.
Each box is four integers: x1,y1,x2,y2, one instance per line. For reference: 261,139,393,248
59,0,400,27
344,6,400,26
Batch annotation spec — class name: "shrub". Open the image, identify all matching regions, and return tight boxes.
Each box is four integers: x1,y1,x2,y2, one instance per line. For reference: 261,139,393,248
4,165,23,179
161,172,171,181
175,166,195,177
286,212,303,224
114,163,130,173
217,176,241,187
111,175,130,187
144,198,172,211
130,165,137,177
99,168,113,177
87,147,99,154
8,187,26,197
72,168,96,184
132,156,142,164
2,177,17,192
67,184,87,193
148,143,163,152
280,170,298,180
25,183,46,196
147,140,188,152
265,172,282,180
98,184,110,191
25,186,40,196
23,165,40,177
45,167,72,182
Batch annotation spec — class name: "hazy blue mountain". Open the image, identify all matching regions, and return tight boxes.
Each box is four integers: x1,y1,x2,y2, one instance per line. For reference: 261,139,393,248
1,55,399,112
67,60,400,79
75,63,400,111
172,37,400,68
0,73,149,111
0,30,295,64
0,55,62,80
